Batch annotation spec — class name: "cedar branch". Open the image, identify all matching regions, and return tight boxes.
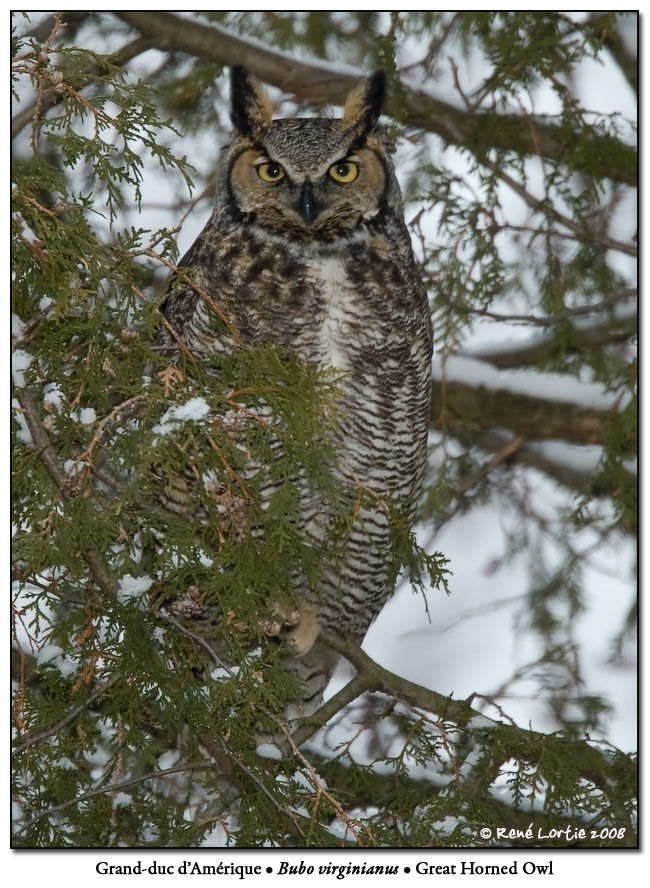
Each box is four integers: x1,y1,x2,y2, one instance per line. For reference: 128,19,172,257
12,675,121,755
11,35,153,139
14,388,118,598
308,636,633,814
14,761,213,837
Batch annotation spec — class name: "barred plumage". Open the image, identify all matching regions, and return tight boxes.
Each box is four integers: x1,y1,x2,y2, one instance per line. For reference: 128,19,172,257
156,66,433,714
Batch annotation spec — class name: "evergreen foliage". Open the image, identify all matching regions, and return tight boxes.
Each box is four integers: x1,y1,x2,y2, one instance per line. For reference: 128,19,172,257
12,12,636,848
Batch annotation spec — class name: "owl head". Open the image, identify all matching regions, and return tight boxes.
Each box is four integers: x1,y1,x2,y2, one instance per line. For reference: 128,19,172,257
224,66,398,238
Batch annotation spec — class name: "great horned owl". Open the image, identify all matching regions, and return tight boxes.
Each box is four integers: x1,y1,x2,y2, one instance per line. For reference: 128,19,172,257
156,66,433,716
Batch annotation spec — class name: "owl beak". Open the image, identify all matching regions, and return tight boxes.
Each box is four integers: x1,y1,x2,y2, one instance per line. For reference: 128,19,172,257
298,181,318,225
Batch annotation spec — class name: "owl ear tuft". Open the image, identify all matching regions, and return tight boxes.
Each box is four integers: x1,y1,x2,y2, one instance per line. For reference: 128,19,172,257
342,70,386,140
230,66,274,136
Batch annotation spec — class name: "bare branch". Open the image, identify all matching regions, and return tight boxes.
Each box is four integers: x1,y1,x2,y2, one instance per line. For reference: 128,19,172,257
437,288,636,329
456,435,524,493
431,376,625,451
447,428,635,499
468,310,637,369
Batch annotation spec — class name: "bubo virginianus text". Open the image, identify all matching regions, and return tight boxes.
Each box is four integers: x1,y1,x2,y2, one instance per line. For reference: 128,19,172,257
156,66,433,716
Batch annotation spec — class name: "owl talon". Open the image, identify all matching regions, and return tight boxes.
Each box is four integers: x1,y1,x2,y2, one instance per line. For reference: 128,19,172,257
285,609,301,627
261,619,283,637
260,602,320,655
286,603,321,655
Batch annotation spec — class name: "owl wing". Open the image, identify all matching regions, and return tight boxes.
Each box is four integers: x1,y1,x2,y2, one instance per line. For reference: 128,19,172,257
153,218,219,360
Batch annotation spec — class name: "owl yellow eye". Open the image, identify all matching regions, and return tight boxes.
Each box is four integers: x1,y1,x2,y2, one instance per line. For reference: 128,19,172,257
328,161,359,184
256,161,286,183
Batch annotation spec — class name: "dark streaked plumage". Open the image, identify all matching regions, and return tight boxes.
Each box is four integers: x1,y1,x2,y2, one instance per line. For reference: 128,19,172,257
156,67,433,714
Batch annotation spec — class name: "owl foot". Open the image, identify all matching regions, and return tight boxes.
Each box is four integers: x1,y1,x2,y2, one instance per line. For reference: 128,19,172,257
262,602,321,655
